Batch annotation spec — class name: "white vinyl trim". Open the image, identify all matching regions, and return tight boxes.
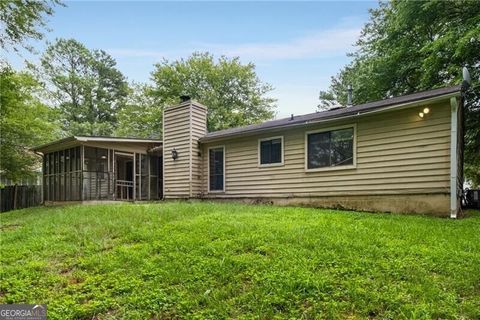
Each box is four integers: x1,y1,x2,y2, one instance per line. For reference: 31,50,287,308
162,107,165,199
189,104,193,198
114,151,134,156
450,97,458,218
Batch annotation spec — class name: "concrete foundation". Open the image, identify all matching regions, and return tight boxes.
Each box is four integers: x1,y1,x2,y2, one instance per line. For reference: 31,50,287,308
203,194,451,217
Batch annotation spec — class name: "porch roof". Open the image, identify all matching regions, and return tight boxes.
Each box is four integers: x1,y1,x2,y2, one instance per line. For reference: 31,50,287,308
33,136,163,154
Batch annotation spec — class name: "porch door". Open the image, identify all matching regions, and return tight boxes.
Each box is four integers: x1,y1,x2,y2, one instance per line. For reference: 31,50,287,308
209,147,224,192
115,152,134,200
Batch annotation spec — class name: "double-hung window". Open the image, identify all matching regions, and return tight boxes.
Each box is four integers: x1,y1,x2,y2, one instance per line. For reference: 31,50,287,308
306,126,355,170
259,137,283,166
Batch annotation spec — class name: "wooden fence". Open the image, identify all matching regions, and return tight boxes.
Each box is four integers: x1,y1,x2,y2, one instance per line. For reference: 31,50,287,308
0,185,42,213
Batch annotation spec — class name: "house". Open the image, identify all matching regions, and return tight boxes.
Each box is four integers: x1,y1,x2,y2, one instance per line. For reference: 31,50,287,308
33,85,464,217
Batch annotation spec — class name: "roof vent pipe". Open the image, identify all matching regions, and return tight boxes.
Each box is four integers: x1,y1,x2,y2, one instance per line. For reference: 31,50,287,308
347,85,353,106
290,114,294,120
180,95,190,103
462,66,471,90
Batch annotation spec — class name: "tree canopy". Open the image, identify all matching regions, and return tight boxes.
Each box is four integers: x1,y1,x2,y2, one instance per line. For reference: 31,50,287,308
35,38,129,136
0,0,62,53
115,83,163,139
150,52,276,132
318,0,480,185
0,64,60,183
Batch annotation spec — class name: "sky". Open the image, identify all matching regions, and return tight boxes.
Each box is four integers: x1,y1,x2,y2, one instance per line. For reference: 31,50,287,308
6,1,378,118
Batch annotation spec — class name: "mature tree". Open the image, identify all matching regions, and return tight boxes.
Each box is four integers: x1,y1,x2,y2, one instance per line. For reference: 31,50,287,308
35,38,129,135
0,0,62,53
318,0,480,185
115,83,163,138
151,52,276,132
0,64,60,183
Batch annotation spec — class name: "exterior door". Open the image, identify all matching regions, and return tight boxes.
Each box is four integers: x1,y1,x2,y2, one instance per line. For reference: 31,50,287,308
115,153,134,200
208,147,224,192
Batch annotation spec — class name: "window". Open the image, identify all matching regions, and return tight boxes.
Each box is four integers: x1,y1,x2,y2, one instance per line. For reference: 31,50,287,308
259,137,283,166
306,126,355,170
209,146,224,192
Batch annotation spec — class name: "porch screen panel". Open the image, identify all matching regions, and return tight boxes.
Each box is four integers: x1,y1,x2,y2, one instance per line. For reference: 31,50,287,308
65,149,70,201
149,156,161,200
58,150,65,201
141,154,148,199
209,147,224,191
133,153,149,200
84,147,95,200
135,153,140,200
54,152,59,200
49,153,54,200
43,153,49,201
83,147,111,200
74,147,81,200
43,147,83,202
96,148,109,199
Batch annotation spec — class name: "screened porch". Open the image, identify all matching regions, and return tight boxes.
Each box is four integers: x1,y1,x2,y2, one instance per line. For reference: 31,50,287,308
42,145,163,202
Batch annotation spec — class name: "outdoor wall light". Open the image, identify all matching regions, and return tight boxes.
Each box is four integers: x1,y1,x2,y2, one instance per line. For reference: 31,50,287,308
171,148,178,160
100,155,107,160
418,107,430,119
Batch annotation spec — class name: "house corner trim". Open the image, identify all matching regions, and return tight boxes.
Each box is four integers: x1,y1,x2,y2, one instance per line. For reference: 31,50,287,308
450,97,458,219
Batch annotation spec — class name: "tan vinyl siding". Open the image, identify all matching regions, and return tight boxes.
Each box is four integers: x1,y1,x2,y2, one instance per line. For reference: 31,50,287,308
201,101,451,198
163,102,207,198
163,104,191,198
190,105,207,197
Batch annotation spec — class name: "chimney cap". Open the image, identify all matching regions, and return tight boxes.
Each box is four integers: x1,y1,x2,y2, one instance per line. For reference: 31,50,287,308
180,95,191,102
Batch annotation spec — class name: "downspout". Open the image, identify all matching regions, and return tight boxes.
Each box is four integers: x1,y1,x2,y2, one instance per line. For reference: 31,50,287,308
450,67,472,218
449,97,458,218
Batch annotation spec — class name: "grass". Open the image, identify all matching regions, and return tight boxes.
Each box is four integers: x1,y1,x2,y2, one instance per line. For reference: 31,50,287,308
0,202,479,319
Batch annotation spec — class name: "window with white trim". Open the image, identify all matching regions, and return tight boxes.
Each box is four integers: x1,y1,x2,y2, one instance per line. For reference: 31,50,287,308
259,137,283,165
307,127,354,169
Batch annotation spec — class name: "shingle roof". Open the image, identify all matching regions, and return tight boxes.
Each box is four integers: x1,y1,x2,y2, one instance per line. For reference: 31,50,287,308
200,85,462,142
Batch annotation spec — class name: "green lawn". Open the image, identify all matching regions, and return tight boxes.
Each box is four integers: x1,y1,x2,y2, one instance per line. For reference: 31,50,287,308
0,202,479,319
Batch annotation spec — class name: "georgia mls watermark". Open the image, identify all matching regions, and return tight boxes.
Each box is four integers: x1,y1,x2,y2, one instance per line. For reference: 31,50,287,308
0,304,47,320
